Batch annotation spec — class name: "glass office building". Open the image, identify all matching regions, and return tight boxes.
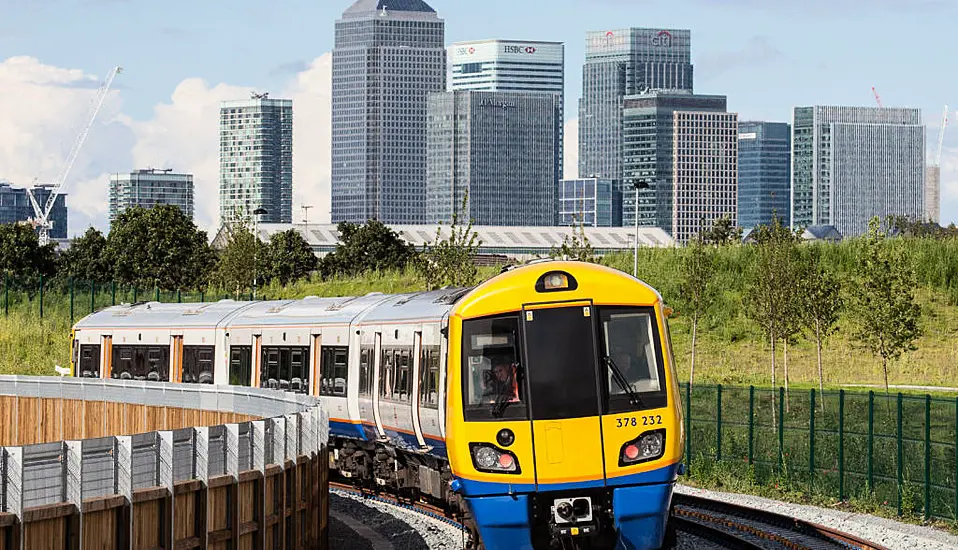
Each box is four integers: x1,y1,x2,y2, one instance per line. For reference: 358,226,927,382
738,121,791,231
426,91,561,226
578,28,693,182
219,97,293,226
332,0,446,224
558,178,620,227
792,106,925,237
621,91,729,232
110,169,194,223
0,182,67,239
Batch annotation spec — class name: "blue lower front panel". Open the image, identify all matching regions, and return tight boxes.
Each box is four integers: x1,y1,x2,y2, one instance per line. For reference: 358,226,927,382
465,495,535,550
612,483,673,550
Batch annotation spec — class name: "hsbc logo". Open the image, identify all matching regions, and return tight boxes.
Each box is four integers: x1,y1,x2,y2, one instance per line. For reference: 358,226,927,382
651,30,673,47
503,45,537,54
455,47,476,56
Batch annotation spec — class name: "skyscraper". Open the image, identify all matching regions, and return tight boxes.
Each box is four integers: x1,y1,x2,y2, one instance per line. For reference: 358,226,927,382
331,0,446,224
426,91,561,226
738,122,791,231
110,169,194,223
449,40,564,96
926,166,940,223
791,106,925,237
621,91,728,231
578,28,693,182
558,178,620,227
219,95,293,226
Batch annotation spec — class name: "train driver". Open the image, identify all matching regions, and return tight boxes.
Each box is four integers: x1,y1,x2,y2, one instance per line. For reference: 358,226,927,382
482,359,520,404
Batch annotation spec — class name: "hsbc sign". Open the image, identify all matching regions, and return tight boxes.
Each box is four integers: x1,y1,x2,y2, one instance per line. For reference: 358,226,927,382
455,46,476,56
503,45,537,54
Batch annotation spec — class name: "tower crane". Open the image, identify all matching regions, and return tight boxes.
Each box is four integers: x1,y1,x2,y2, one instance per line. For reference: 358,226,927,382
871,86,884,108
935,105,949,168
27,65,122,246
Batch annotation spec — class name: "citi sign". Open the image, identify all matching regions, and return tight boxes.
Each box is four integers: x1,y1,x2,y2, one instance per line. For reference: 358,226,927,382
504,45,537,54
651,30,673,47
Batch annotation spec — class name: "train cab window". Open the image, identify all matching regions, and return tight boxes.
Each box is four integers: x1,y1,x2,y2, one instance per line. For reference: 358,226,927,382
229,346,252,386
419,346,441,409
261,346,310,393
599,307,668,413
461,315,526,421
320,347,349,397
111,345,170,382
183,346,215,384
358,348,373,397
78,344,101,378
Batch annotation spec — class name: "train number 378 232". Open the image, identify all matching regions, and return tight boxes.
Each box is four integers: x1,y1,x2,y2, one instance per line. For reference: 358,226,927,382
616,415,663,428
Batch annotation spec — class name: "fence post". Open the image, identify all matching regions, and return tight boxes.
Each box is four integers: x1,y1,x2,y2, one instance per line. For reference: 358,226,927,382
897,393,904,516
200,290,205,303
90,280,95,314
39,273,44,318
810,389,816,480
133,286,138,303
685,384,692,474
177,289,182,303
155,286,160,302
925,395,932,521
778,387,785,475
111,280,116,306
716,384,722,462
868,391,875,493
748,386,755,465
3,272,7,317
116,435,133,544
69,277,75,324
839,389,845,501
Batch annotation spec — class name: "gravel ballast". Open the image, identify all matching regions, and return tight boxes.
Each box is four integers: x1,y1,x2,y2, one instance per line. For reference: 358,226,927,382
330,490,465,550
675,485,958,550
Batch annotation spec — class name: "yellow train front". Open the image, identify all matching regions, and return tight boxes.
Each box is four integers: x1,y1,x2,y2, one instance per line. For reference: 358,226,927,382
446,262,685,550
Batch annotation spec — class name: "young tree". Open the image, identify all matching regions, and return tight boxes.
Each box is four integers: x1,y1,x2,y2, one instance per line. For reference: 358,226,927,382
212,223,267,297
702,215,744,246
550,219,596,263
743,215,802,396
266,229,318,286
852,217,923,395
418,194,482,289
800,249,843,408
678,234,716,388
319,220,416,279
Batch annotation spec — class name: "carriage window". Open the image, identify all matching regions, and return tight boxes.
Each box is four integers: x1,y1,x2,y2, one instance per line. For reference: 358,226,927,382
599,307,668,414
320,346,349,397
261,346,310,393
380,348,413,402
461,315,526,421
229,346,252,386
395,350,410,402
379,349,394,400
183,346,215,384
359,348,373,396
111,345,170,382
78,344,101,378
419,346,441,409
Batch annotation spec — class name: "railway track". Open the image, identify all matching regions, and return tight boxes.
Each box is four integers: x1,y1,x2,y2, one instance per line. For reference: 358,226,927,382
671,493,889,550
328,481,888,550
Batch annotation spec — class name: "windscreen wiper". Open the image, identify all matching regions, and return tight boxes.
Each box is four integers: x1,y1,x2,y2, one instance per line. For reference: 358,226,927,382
604,355,643,408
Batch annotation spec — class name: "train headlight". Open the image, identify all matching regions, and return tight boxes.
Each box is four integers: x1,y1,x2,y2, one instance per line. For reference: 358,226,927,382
469,443,520,475
619,429,666,467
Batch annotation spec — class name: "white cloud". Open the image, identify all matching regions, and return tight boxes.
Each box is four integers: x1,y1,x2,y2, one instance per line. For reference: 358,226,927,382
563,118,578,181
0,54,333,236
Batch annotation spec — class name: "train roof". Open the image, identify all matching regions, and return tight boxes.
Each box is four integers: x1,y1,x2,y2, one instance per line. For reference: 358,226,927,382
73,288,473,330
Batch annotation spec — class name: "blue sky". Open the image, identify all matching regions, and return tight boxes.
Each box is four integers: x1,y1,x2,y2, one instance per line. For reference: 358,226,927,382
1,0,956,232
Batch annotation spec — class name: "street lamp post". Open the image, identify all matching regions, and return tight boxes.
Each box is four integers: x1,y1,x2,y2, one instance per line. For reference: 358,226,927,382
252,207,268,300
633,182,650,278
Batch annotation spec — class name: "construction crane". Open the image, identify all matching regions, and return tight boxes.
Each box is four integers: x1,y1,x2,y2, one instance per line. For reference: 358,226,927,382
935,105,949,167
27,65,122,246
871,86,884,108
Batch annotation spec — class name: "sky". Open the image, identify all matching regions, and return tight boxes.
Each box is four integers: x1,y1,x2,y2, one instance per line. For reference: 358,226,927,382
1,0,956,236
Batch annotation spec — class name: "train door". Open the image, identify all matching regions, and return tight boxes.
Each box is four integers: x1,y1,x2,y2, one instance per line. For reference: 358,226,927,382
356,329,379,440
410,331,427,449
522,301,607,488
371,332,386,439
100,335,112,380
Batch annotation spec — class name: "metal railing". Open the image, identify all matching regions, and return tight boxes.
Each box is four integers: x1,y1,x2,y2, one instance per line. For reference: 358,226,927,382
682,383,958,522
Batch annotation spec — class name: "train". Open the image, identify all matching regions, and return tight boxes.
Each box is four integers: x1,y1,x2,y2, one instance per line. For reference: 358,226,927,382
71,260,685,550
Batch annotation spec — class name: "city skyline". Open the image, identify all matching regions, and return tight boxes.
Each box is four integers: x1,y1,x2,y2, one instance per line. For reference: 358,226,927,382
0,0,956,235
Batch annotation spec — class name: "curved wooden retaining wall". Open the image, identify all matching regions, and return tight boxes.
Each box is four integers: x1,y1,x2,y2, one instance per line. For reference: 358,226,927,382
0,376,330,550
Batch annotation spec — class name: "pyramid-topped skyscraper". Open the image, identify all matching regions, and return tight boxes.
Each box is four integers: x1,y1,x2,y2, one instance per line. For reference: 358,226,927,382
331,0,446,224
